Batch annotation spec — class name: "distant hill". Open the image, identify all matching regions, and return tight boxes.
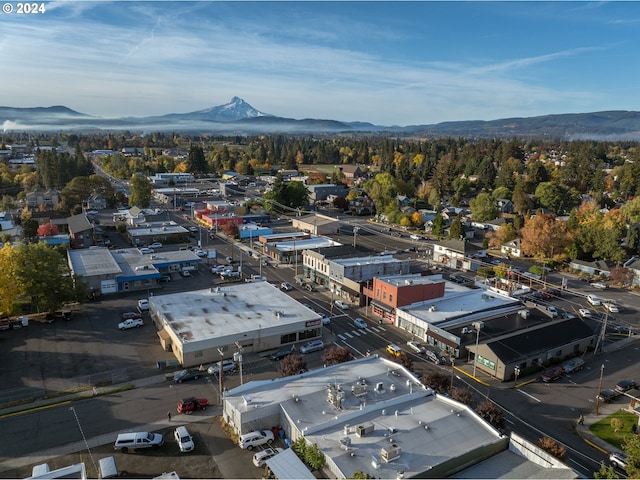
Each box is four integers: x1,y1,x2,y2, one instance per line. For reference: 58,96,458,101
1,100,640,140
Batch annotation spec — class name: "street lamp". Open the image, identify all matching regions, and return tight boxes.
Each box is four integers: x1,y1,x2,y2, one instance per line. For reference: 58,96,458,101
514,366,520,388
234,342,244,385
449,356,455,396
595,363,605,415
70,406,98,475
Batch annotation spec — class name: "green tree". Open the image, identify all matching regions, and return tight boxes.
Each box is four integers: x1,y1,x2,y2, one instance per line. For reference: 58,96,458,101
535,182,568,214
20,217,39,243
448,217,464,239
363,173,398,214
286,181,310,209
470,192,499,221
14,242,78,313
129,173,153,208
431,213,445,236
512,181,531,215
187,145,207,174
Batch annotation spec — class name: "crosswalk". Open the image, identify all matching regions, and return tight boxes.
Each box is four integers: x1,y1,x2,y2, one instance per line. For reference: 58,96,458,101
338,325,385,339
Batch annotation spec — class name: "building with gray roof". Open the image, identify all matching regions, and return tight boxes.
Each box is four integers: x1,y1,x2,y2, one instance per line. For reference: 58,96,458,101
67,247,200,296
223,355,577,479
149,283,323,366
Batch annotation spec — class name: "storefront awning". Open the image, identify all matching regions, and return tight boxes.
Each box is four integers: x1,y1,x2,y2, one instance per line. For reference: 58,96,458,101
371,300,394,314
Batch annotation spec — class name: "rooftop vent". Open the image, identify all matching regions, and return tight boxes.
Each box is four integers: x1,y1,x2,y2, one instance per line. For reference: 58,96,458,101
428,305,437,312
339,437,352,449
356,422,374,437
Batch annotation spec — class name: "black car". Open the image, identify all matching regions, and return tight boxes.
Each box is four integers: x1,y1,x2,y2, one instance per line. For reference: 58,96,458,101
159,275,172,283
270,346,295,361
596,389,617,403
615,379,636,393
173,369,202,383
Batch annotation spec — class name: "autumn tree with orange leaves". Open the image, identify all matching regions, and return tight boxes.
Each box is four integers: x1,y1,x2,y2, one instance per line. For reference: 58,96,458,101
520,213,573,261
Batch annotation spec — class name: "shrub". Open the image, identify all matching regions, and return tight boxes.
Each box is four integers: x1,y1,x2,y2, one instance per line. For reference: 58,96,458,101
537,436,567,460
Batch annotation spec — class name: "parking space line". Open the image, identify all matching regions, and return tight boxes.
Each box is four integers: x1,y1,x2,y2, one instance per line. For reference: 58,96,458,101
342,332,354,338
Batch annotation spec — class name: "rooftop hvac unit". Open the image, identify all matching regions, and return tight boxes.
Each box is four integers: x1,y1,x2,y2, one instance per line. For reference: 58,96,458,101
339,437,352,449
356,422,374,437
375,382,384,392
428,305,437,312
381,444,402,463
351,383,368,397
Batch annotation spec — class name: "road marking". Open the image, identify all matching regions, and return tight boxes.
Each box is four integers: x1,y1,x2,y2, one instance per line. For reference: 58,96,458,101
342,332,354,339
517,388,541,403
351,330,363,336
337,333,347,340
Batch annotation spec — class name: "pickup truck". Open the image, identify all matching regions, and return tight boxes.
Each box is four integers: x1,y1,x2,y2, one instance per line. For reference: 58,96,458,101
118,318,144,330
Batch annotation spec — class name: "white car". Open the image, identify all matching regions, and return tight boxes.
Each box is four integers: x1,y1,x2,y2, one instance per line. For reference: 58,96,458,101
207,359,236,375
181,270,191,277
252,447,284,467
148,242,163,249
211,265,233,274
239,430,275,450
587,294,601,306
406,340,426,354
139,247,154,254
195,249,207,257
334,300,349,309
578,308,592,318
174,426,194,453
137,299,149,312
118,318,144,330
590,282,608,290
300,339,324,354
604,302,619,313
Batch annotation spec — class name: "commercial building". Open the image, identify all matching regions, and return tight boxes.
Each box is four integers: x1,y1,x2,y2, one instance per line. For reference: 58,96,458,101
67,247,201,296
126,221,190,246
291,213,341,236
223,356,577,479
149,283,323,366
469,316,596,381
303,250,410,305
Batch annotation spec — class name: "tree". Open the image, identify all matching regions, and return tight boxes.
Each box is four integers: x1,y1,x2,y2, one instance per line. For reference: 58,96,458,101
609,267,633,286
422,370,450,394
535,182,569,214
278,354,307,377
486,223,516,250
14,242,78,313
220,221,240,239
470,192,499,221
286,181,310,208
0,244,25,316
129,173,152,208
448,217,464,239
37,223,59,237
520,214,572,261
321,346,352,365
537,437,567,461
291,438,326,472
622,432,640,479
187,145,207,174
431,213,445,236
475,400,505,430
332,196,348,211
20,217,39,243
451,387,473,405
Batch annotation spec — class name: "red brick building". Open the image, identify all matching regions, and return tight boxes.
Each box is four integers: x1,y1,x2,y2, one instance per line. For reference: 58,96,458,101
363,274,446,322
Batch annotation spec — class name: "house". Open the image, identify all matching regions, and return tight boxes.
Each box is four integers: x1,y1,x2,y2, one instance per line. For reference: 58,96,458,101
432,239,486,271
496,198,514,214
25,189,60,211
339,164,364,182
67,213,94,249
501,238,522,258
569,259,613,278
84,194,107,211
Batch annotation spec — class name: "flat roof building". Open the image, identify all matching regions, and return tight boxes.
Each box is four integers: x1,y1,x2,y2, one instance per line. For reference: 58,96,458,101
149,283,323,366
223,356,577,479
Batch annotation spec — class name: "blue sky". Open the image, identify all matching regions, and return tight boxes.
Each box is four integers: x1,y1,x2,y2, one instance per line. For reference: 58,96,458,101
2,1,640,126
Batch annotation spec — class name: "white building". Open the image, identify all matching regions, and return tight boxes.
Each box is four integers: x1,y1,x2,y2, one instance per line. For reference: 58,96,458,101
223,356,577,479
149,283,323,366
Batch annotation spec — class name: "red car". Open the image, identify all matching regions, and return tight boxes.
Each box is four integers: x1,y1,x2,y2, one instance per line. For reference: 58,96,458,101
541,366,563,383
177,397,209,414
122,312,142,321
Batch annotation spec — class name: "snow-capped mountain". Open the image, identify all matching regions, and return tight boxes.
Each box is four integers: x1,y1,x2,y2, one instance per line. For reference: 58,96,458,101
168,97,271,122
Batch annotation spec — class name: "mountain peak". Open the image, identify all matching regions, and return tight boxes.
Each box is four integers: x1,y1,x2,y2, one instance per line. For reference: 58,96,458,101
191,97,270,122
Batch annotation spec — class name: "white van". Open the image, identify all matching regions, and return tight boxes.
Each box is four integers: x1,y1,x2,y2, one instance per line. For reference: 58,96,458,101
98,456,118,479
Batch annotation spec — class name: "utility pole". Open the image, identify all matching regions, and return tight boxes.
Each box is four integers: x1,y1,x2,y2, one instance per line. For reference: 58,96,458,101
234,342,244,385
472,322,482,378
514,366,520,388
218,348,224,405
449,356,455,396
595,363,605,415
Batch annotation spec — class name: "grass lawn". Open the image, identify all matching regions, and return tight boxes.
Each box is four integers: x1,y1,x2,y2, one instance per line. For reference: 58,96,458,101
589,409,638,450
